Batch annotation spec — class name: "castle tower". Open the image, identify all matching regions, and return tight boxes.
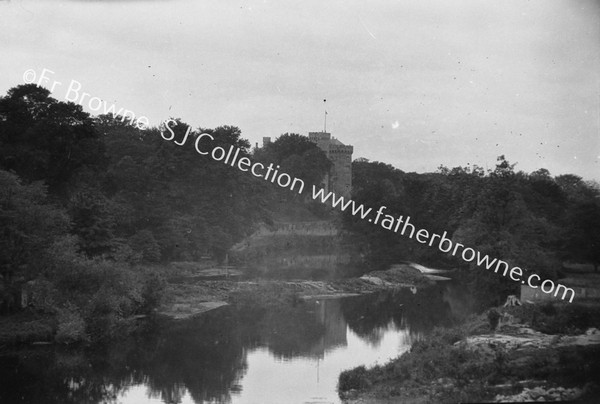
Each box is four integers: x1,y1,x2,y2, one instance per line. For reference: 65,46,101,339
308,131,353,197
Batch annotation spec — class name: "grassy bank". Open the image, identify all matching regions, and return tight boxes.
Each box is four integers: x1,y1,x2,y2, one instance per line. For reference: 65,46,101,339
338,302,600,403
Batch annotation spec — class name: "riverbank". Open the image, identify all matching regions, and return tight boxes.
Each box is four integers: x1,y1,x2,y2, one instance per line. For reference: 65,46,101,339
158,263,435,320
0,282,461,404
0,263,435,345
338,300,600,403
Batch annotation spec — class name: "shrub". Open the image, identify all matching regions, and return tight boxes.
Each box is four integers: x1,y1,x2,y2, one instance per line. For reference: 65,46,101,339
487,308,500,331
48,258,166,341
139,270,166,313
430,325,467,344
129,230,161,262
55,306,87,344
339,366,372,391
24,278,59,313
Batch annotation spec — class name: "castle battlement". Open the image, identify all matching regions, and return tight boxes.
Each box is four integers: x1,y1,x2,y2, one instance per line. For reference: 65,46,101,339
308,132,331,141
328,145,353,154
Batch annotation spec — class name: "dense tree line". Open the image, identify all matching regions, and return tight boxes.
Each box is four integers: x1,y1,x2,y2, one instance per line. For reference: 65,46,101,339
344,156,600,306
0,84,329,339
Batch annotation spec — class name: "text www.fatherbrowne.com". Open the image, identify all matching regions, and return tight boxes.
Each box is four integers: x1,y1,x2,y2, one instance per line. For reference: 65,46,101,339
311,186,576,303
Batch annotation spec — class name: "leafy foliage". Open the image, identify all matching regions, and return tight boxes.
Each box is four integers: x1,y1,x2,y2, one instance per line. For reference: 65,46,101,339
254,133,331,198
0,84,340,340
344,155,599,307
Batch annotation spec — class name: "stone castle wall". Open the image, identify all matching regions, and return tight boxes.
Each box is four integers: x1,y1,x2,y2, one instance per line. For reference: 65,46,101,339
308,132,353,197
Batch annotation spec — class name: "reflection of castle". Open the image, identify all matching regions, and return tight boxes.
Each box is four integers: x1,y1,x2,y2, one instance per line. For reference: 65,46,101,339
308,132,353,197
308,298,348,358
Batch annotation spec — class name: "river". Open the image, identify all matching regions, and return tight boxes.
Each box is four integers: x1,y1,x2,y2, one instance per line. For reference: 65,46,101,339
0,281,472,404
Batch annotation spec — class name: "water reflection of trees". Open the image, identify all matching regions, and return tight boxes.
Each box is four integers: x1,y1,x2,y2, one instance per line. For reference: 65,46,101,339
0,303,326,404
0,285,467,404
0,309,248,404
254,304,326,359
0,347,132,404
132,311,248,403
340,286,458,346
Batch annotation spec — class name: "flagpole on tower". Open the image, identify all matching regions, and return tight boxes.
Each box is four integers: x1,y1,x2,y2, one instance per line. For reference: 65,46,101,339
323,99,327,133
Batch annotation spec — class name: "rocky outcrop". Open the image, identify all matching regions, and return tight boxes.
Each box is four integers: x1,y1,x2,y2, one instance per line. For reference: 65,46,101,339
363,264,433,288
460,326,600,353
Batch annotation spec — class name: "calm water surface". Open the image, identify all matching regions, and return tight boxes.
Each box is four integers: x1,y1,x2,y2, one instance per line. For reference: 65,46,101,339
0,282,471,404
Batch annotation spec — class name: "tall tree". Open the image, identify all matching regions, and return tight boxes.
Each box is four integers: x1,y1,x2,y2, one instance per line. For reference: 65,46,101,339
0,170,70,311
0,84,106,195
254,133,332,195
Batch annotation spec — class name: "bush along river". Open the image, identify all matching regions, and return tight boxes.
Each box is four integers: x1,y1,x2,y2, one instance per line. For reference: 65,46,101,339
0,280,473,404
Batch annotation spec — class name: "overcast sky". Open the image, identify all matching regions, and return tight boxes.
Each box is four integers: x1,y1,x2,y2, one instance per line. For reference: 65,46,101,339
1,0,599,179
